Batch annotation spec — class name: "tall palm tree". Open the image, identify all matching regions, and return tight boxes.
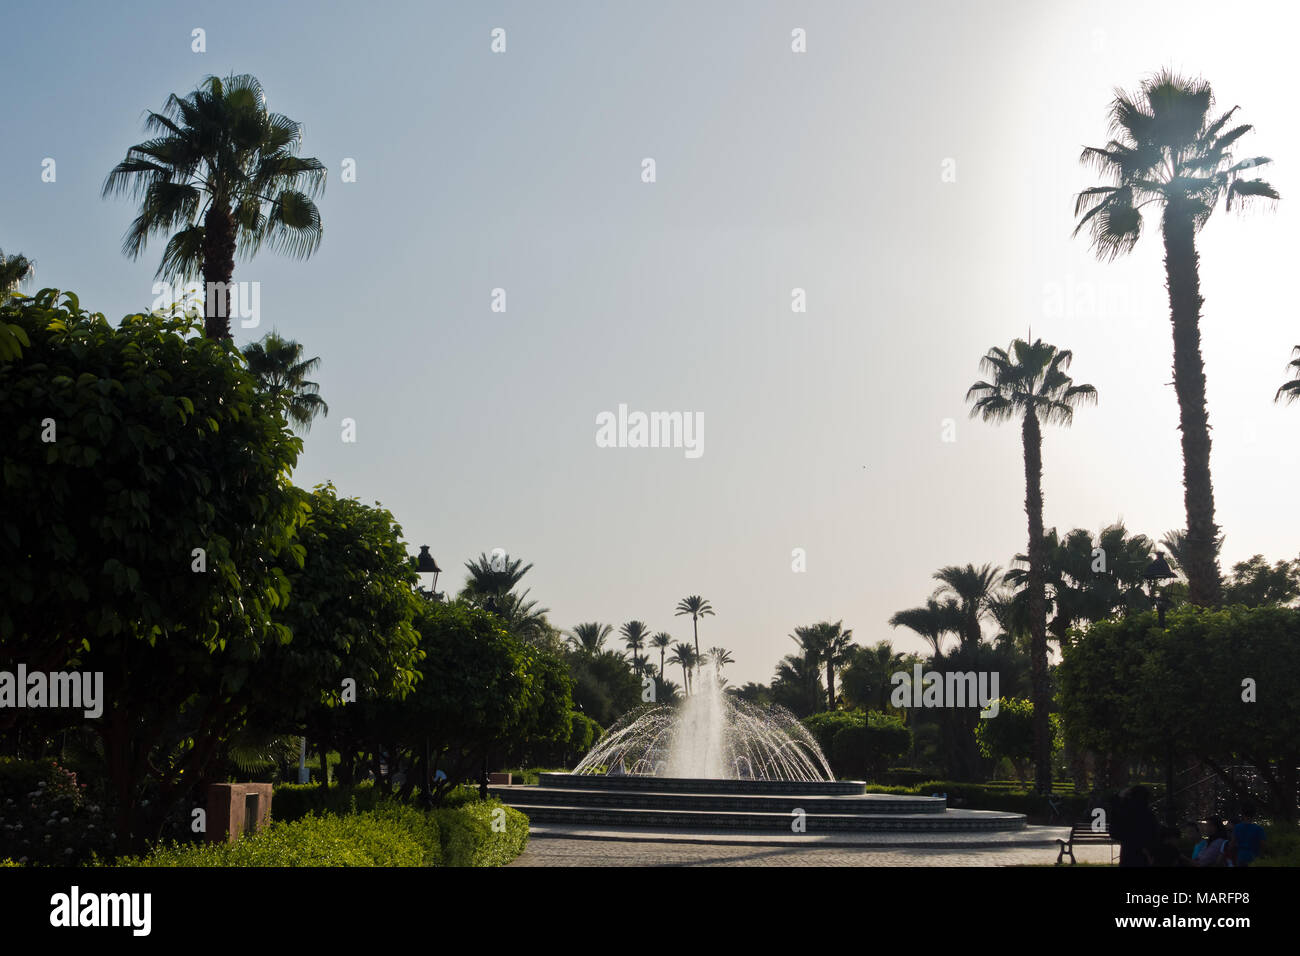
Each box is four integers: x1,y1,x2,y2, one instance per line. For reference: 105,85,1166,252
1275,346,1300,405
0,249,35,295
241,331,329,433
1160,528,1222,578
791,621,854,711
674,595,714,659
889,598,962,660
567,622,612,656
650,632,673,680
1074,69,1277,606
967,337,1097,794
667,643,696,694
932,564,1002,651
619,621,650,674
705,646,735,676
103,73,326,339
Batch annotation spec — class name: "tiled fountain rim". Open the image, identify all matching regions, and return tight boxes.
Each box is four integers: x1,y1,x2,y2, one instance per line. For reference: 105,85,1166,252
539,772,881,796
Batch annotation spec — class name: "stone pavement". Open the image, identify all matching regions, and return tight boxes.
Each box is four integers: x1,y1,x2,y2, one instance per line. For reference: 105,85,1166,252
510,825,1117,867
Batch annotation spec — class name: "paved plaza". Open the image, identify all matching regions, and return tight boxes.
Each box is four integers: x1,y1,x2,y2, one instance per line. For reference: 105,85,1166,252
510,826,1116,867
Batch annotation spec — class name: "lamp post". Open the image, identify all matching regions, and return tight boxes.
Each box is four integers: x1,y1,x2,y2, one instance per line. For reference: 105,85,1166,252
1143,551,1177,828
415,545,441,807
416,545,441,601
1143,552,1175,626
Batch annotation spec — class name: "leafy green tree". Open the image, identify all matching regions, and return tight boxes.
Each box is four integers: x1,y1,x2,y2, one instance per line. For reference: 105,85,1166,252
564,648,641,727
103,73,326,339
974,697,1062,784
1075,70,1278,606
245,483,424,786
1221,554,1300,607
0,290,304,846
968,337,1096,794
674,595,715,659
0,251,35,361
241,331,329,433
358,600,571,805
1060,605,1300,819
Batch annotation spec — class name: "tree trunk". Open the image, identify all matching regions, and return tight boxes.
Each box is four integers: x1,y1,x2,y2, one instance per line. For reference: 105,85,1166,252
202,202,237,340
826,661,836,711
1160,206,1222,607
693,617,699,659
1022,411,1052,795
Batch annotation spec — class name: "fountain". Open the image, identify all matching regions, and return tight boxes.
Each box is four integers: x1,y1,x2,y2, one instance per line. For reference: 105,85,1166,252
571,662,833,781
491,662,1032,841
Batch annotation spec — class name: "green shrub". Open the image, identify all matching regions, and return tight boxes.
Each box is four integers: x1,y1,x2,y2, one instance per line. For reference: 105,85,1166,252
802,712,865,755
119,803,442,867
115,798,530,867
1255,824,1300,867
434,800,529,867
830,723,911,780
0,757,111,866
862,780,1096,822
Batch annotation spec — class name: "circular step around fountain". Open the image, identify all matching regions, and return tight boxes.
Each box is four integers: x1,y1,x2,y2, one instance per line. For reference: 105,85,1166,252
493,775,1026,835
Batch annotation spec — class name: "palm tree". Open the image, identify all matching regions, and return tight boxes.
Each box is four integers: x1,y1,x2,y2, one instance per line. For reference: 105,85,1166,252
241,331,329,433
667,643,696,694
674,595,714,659
650,632,673,681
705,646,735,676
567,622,612,656
103,73,326,339
0,249,35,295
932,564,1002,651
889,598,962,659
771,650,824,718
1160,528,1222,578
967,337,1097,794
619,621,650,674
1074,69,1277,606
791,621,854,711
461,552,534,611
1275,346,1300,405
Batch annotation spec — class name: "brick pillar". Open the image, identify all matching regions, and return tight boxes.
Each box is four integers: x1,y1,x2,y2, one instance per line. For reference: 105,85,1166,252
206,783,274,844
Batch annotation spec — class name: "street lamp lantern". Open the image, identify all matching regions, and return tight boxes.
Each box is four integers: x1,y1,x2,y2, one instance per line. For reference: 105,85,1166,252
1143,552,1175,625
416,545,441,598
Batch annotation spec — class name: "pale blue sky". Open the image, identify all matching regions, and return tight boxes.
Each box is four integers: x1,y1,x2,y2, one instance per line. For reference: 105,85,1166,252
4,1,1298,684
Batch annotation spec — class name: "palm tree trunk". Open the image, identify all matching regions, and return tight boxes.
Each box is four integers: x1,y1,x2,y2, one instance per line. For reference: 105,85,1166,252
202,202,237,340
1160,206,1222,607
826,661,835,711
1022,411,1052,795
692,617,699,659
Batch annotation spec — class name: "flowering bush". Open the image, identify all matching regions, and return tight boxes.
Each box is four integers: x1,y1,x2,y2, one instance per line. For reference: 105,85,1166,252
0,757,110,866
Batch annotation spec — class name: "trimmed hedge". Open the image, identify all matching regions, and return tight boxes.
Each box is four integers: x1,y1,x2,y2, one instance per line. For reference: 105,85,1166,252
114,799,528,867
865,780,1099,821
435,800,529,867
272,782,382,822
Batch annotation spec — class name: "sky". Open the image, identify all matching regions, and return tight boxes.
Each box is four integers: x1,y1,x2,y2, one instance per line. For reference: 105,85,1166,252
4,0,1299,685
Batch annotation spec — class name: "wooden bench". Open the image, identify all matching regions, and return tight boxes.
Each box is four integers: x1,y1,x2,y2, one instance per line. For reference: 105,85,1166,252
1055,821,1115,864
